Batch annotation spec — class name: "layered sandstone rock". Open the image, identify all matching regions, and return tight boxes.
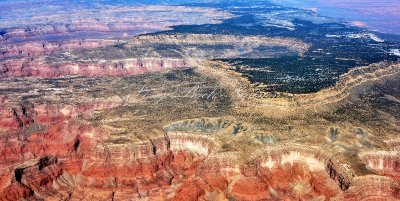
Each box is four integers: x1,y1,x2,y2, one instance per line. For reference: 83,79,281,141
0,110,340,200
0,31,311,79
1,96,400,200
338,176,400,200
0,4,233,43
1,58,399,200
126,34,310,59
0,57,188,78
250,61,400,117
0,40,117,59
128,34,310,56
0,4,234,80
359,151,400,180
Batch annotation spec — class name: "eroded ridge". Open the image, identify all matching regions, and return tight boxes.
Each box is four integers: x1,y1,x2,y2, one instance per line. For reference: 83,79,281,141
1,97,400,200
0,57,188,78
0,115,339,200
0,33,310,78
127,34,310,57
0,53,399,200
359,150,400,181
0,5,233,43
247,61,400,117
303,62,400,107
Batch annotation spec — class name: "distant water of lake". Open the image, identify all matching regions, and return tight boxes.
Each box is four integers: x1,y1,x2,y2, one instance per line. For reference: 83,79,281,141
271,0,400,35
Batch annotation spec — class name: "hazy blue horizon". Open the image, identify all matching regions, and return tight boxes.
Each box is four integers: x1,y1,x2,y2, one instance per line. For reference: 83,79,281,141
1,0,399,35
270,0,400,35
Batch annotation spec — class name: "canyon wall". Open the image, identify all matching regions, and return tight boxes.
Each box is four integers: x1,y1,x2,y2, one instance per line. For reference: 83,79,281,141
0,57,188,78
0,114,346,200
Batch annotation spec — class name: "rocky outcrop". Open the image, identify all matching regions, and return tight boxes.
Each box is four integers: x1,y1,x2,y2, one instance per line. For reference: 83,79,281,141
300,62,400,108
0,5,233,43
1,101,399,201
129,34,309,50
0,4,234,80
287,61,399,108
169,133,215,156
163,120,346,200
0,59,398,200
1,29,310,79
250,61,400,118
359,151,400,179
250,145,352,191
127,34,310,58
339,176,400,200
0,40,116,59
0,57,188,78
